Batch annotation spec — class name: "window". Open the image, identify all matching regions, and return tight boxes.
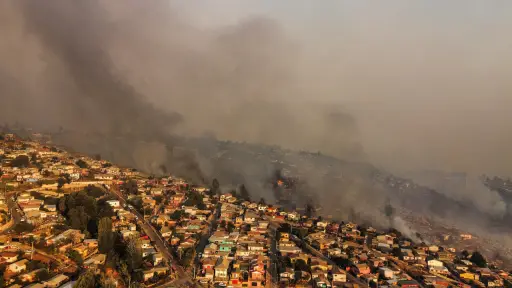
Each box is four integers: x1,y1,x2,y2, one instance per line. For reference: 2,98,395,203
252,282,258,287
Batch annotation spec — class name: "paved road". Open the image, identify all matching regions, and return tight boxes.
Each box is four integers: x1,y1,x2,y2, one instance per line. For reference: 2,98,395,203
268,218,368,287
2,193,23,233
104,185,201,287
292,235,368,287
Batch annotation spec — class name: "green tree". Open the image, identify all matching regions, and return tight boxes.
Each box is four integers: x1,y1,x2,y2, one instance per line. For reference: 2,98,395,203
68,207,89,231
120,261,132,288
227,222,235,233
74,270,95,288
127,237,143,270
294,259,309,272
170,210,183,220
0,271,4,288
99,273,117,288
67,250,84,266
13,222,34,234
98,217,114,253
239,184,250,201
180,248,196,268
57,177,66,189
10,155,30,168
36,269,51,281
75,159,88,168
470,251,487,268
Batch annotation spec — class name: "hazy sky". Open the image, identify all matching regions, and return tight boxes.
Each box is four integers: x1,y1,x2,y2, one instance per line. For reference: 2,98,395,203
1,0,511,177
172,0,512,175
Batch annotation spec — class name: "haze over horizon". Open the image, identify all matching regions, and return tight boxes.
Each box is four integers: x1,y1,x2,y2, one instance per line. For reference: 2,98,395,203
1,0,511,177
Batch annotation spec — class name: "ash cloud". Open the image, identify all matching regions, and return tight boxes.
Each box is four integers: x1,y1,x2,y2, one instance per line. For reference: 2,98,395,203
1,0,512,253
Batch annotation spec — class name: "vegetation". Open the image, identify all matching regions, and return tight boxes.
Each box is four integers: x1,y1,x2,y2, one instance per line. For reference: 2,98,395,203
13,222,34,234
98,217,115,253
74,270,95,288
10,155,30,168
67,249,84,265
183,191,206,209
126,236,143,271
180,247,196,268
470,251,487,268
75,159,88,168
121,179,139,195
58,189,111,236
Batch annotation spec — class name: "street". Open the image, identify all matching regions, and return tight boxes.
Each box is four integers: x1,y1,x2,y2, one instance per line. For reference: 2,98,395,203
103,185,200,287
2,192,23,233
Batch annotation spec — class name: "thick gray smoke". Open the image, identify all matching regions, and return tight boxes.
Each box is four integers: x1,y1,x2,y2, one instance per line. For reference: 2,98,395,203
1,0,512,255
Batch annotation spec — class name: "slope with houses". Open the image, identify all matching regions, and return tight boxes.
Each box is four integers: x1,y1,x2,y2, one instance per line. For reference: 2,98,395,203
1,132,511,288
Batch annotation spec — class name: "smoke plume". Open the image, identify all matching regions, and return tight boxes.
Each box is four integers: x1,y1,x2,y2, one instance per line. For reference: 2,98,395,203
1,0,512,254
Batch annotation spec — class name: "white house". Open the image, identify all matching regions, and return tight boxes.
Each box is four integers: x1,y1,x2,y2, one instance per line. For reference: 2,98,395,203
8,259,29,273
106,200,120,209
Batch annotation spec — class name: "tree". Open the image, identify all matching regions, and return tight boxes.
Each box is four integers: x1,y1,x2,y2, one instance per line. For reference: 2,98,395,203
294,259,309,272
0,271,4,288
259,197,266,205
239,184,250,201
74,270,95,288
75,159,88,168
470,251,487,268
127,236,143,270
180,248,196,268
170,210,183,220
30,153,38,164
227,222,235,233
10,155,30,168
13,222,34,234
99,273,117,288
67,249,84,266
68,207,89,232
98,217,114,253
211,178,220,195
36,269,51,282
57,177,66,189
120,261,132,288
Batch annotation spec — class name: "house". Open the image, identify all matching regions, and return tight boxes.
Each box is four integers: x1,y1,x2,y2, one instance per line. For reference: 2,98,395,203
244,212,258,224
106,200,120,209
43,274,70,288
280,268,295,280
214,258,230,282
459,272,478,281
332,271,347,283
83,254,106,268
160,226,172,238
352,264,370,276
379,267,394,279
0,251,19,264
19,269,45,283
143,267,168,282
8,259,29,273
152,253,163,266
427,259,444,268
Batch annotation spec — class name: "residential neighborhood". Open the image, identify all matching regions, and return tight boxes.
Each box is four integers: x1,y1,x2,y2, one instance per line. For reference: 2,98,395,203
1,132,512,288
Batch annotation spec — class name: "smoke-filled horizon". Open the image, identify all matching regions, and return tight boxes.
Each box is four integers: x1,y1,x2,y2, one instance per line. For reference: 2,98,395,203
1,0,512,238
1,0,511,178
